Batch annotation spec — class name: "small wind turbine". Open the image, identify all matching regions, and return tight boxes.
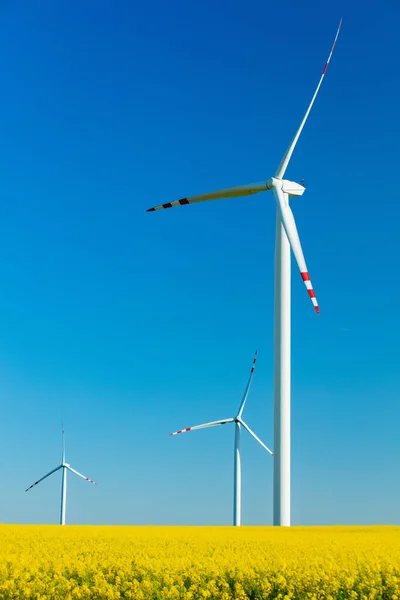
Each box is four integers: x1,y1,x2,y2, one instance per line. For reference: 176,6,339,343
147,21,342,526
170,351,273,526
25,427,97,525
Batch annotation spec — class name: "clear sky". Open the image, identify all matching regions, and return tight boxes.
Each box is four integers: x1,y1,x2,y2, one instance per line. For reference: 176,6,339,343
0,0,399,526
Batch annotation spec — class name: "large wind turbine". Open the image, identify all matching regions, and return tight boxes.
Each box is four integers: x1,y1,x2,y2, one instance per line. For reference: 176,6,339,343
25,428,97,525
170,351,273,526
147,22,342,526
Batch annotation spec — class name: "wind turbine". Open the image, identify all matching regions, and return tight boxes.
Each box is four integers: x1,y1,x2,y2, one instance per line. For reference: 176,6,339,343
170,351,273,526
25,427,97,525
147,21,342,526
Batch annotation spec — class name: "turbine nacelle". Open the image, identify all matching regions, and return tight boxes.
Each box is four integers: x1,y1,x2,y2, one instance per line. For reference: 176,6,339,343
266,178,306,197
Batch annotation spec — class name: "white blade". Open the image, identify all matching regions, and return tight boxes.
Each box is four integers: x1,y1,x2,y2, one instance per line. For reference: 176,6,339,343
239,419,274,456
237,350,258,418
275,19,342,179
25,465,62,492
273,185,319,314
61,423,65,463
146,182,269,212
169,418,234,436
67,465,97,485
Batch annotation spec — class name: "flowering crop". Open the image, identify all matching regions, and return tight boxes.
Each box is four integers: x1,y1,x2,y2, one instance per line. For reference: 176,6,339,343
0,525,399,599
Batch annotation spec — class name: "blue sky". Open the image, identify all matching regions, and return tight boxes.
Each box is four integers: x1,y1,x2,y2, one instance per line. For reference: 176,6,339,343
0,0,399,526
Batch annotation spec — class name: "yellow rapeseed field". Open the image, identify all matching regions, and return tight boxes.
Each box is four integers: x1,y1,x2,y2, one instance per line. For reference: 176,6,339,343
0,525,399,599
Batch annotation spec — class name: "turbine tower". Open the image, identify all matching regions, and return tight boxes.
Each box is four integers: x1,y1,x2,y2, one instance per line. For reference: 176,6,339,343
147,21,342,526
170,351,273,526
25,427,97,525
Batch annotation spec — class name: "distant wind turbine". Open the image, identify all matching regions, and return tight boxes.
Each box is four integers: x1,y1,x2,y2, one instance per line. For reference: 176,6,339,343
170,351,273,526
25,427,97,525
147,21,342,526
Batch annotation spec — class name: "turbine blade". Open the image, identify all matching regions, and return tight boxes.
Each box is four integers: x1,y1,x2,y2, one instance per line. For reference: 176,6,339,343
67,465,97,485
273,185,319,314
239,420,274,456
169,418,234,436
237,350,258,418
25,465,62,492
146,182,269,212
275,19,342,179
61,423,65,464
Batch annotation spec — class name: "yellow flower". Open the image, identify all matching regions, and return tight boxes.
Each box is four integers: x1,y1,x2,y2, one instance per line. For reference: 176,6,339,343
0,525,399,599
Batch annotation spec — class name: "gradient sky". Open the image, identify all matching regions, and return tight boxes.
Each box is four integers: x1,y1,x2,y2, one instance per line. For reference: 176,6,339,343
0,0,399,526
